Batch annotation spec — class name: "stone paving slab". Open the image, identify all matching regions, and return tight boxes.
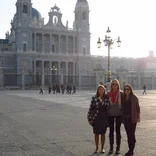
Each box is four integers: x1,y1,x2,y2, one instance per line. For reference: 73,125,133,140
0,90,156,155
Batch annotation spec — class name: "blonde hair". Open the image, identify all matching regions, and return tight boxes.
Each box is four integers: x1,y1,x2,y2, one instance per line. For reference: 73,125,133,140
110,79,121,105
110,79,121,91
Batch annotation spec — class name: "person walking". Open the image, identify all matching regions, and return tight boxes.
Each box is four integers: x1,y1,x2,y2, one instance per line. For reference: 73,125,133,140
107,79,123,154
142,85,147,95
61,84,65,94
72,85,76,94
39,87,44,94
52,84,56,94
87,85,109,153
48,86,51,94
122,84,140,156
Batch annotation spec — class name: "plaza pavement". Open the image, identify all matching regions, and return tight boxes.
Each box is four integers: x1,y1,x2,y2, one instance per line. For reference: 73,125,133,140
0,90,156,156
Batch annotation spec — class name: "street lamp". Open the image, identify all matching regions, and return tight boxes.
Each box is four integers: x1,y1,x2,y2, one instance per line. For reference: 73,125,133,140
97,27,121,82
51,66,57,84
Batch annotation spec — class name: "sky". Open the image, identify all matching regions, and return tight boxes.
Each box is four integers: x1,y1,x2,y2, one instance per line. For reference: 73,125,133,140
0,0,156,58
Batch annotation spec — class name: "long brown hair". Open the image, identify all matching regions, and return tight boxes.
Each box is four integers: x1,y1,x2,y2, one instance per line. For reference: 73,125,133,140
96,85,106,98
123,84,134,95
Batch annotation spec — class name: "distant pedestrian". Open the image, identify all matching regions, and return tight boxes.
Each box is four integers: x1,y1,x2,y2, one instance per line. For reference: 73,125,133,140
39,87,43,94
66,85,69,94
61,84,65,94
56,84,60,93
142,85,147,95
52,84,56,94
48,86,51,94
122,84,140,156
72,85,76,94
69,85,72,94
87,85,109,153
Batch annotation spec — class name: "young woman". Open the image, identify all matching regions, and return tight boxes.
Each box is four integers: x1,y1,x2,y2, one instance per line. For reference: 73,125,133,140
87,85,109,153
122,84,140,156
107,79,123,154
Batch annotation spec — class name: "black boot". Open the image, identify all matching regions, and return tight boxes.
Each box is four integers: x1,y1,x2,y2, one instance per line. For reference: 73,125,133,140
116,146,120,154
109,144,113,154
125,142,135,156
116,135,121,154
125,150,133,156
109,135,114,154
129,143,135,155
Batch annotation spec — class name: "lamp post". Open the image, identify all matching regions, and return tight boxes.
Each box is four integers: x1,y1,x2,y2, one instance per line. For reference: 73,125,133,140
97,27,121,82
51,66,57,84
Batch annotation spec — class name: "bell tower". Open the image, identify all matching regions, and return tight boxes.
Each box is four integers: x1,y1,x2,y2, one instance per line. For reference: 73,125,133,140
74,0,90,55
13,0,32,53
15,0,32,27
74,0,90,32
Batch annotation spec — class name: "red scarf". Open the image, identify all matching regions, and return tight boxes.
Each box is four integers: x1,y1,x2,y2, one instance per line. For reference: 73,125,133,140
109,91,119,104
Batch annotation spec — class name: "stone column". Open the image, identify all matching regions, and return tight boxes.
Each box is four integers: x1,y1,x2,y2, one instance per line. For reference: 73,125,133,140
22,69,25,90
49,61,52,84
58,61,61,75
66,62,68,84
66,36,68,54
30,32,32,51
60,66,64,85
73,36,75,54
58,35,61,54
73,62,75,83
50,34,52,53
42,61,45,87
0,68,4,89
42,34,44,53
33,60,36,85
34,33,36,51
57,62,60,83
33,60,36,75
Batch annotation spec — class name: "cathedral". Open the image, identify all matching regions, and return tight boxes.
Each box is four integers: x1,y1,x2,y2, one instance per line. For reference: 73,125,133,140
0,0,156,90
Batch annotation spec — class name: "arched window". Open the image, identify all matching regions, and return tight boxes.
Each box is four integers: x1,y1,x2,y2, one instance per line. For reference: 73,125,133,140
82,12,87,20
23,5,28,13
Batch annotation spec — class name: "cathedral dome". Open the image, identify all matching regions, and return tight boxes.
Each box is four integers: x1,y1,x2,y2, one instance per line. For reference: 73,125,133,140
78,0,87,2
32,8,42,19
77,0,88,3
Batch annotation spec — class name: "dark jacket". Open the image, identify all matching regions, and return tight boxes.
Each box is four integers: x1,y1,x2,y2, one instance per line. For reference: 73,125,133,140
122,94,140,124
87,95,109,123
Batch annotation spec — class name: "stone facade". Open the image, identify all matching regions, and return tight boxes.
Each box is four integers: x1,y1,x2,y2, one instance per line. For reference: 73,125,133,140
0,0,94,89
